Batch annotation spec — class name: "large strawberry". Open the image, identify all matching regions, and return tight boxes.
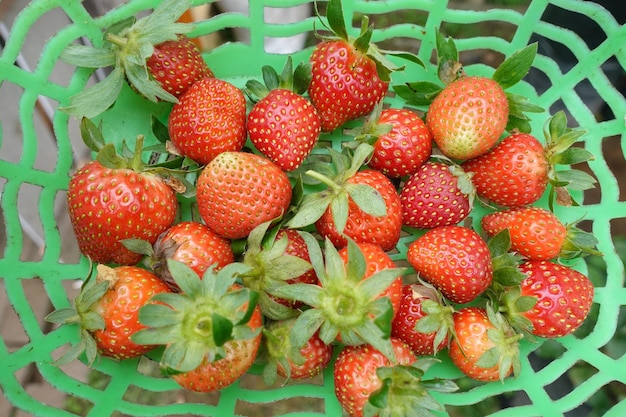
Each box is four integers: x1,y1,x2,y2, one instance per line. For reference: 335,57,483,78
462,112,596,208
407,226,493,304
60,0,212,118
196,151,292,239
481,206,601,261
245,57,321,171
45,265,172,365
308,0,422,131
168,77,247,165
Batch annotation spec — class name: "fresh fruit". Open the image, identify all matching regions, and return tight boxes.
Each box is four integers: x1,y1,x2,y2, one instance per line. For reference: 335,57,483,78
45,265,172,365
60,0,210,118
462,111,596,208
400,160,474,229
168,77,247,165
196,151,292,239
481,206,600,261
407,226,493,304
503,260,595,338
334,338,457,417
132,260,262,392
449,306,521,382
245,57,321,171
391,283,454,356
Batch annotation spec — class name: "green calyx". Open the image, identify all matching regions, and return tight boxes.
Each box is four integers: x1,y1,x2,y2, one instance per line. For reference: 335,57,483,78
411,283,455,354
239,221,313,321
272,234,406,362
343,99,394,147
244,56,312,102
561,221,602,259
364,358,458,417
60,0,193,118
131,260,260,374
285,143,387,233
259,319,306,385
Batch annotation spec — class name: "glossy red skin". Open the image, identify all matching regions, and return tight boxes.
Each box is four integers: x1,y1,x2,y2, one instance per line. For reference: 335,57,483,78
449,307,509,382
368,108,432,178
277,331,333,379
67,160,177,266
196,151,292,239
168,77,247,165
173,304,263,392
482,206,567,261
308,40,388,132
247,89,321,172
334,338,416,417
518,260,594,338
147,34,214,99
316,170,402,252
426,76,509,160
391,284,449,356
462,132,549,207
338,242,403,318
400,161,471,229
93,266,172,360
407,226,493,304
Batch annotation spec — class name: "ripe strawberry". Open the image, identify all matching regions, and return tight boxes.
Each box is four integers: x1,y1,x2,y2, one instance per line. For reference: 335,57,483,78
481,206,600,261
196,151,292,239
407,226,493,304
462,112,596,208
245,57,320,171
391,283,453,356
503,260,595,338
149,221,235,290
45,265,172,365
400,161,474,229
168,77,247,165
449,306,521,382
334,338,456,417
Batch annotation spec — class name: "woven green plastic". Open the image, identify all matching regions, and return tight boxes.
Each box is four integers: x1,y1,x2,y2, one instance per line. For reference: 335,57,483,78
1,0,625,416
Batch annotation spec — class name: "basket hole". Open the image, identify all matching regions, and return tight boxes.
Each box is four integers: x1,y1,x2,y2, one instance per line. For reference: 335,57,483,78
54,190,82,265
16,183,45,262
530,340,566,371
601,304,626,360
448,377,528,415
235,396,326,417
544,360,598,401
0,82,26,165
238,370,325,391
0,281,30,352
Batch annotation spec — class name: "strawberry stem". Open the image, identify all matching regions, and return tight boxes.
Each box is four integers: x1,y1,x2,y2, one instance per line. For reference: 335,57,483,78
304,170,343,193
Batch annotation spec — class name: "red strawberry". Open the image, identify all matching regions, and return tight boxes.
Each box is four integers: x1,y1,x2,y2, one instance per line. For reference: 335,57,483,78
45,265,172,365
246,57,320,171
406,225,493,304
462,112,596,208
168,77,247,165
150,221,234,290
481,206,600,261
196,151,292,239
400,161,474,229
449,306,521,382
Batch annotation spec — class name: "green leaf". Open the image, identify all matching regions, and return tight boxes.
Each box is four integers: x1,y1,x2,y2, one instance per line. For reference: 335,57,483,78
162,339,205,373
356,321,396,362
345,238,367,281
553,169,597,191
326,0,349,41
60,65,125,119
354,20,374,56
435,28,458,64
346,183,387,217
60,45,116,68
124,61,177,103
54,340,87,366
506,114,532,134
96,143,128,170
393,82,442,107
272,283,323,307
150,292,193,311
262,63,280,91
359,268,405,301
290,308,326,349
293,61,313,95
551,146,594,166
151,116,170,144
212,313,234,347
330,191,350,234
547,111,568,142
131,325,179,346
77,280,110,312
492,43,538,89
79,117,106,152
368,378,391,409
299,232,326,283
45,308,80,324
286,192,333,229
324,236,348,282
82,330,99,366
168,259,203,296
138,304,181,327
488,229,512,258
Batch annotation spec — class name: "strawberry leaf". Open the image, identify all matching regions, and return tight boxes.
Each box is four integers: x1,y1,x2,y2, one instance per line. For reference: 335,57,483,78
212,313,234,347
60,66,125,118
325,0,349,41
345,183,387,217
492,43,538,89
60,45,116,68
393,81,442,107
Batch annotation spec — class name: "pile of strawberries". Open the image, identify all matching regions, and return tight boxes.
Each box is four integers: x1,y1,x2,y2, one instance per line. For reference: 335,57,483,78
46,0,602,416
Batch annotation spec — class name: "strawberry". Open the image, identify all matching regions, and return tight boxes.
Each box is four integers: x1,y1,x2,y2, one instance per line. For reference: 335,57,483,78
399,160,474,229
334,338,457,417
391,283,454,356
245,57,321,171
449,306,521,382
462,112,596,208
502,260,595,338
60,0,211,118
196,151,292,239
168,77,247,165
132,260,262,392
407,226,493,304
481,206,601,261
45,265,172,365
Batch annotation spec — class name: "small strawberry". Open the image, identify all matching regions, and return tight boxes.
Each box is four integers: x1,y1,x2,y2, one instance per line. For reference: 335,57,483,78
45,265,172,365
334,338,457,417
462,112,596,208
245,57,321,171
481,206,601,261
168,77,247,165
196,151,293,240
449,306,522,382
407,226,493,304
399,160,474,229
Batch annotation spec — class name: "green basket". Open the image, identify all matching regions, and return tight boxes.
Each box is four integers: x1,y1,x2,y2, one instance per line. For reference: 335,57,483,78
1,0,625,416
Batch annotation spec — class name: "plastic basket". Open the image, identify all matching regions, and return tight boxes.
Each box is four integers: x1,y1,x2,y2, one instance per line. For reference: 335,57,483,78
1,0,625,416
